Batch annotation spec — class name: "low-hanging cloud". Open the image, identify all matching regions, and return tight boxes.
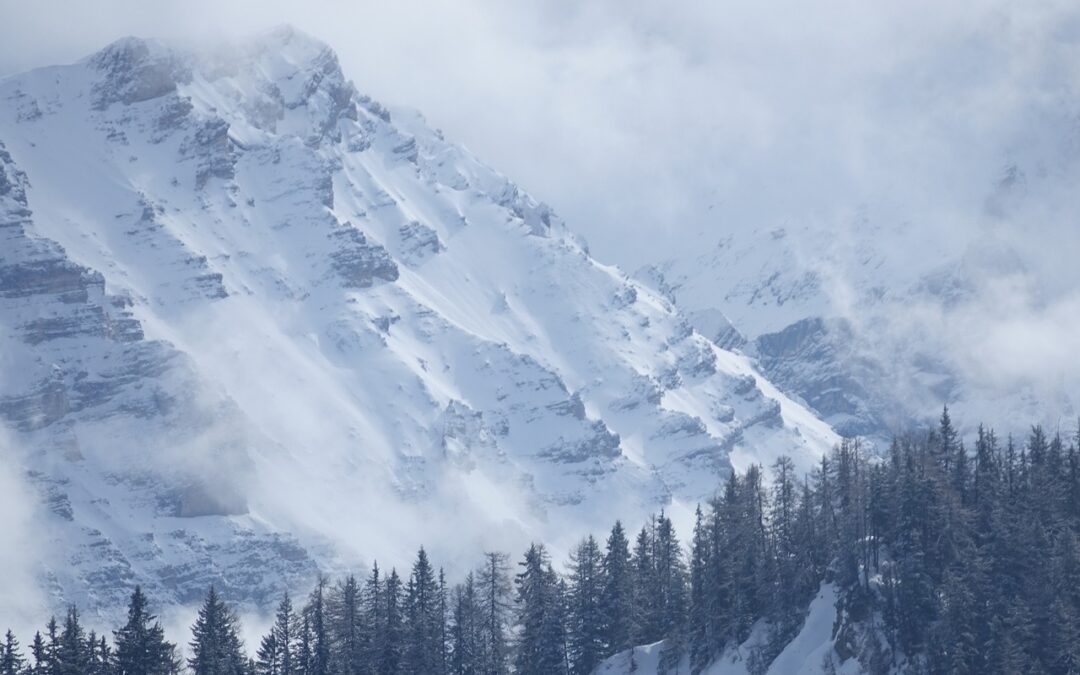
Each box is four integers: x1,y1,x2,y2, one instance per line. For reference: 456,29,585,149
0,426,48,638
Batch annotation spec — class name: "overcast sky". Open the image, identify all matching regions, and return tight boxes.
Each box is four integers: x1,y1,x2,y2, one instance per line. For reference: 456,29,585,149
2,0,1077,270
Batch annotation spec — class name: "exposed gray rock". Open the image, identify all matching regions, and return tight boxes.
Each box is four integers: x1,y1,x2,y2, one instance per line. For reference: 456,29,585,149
91,37,190,110
328,225,399,287
397,220,444,266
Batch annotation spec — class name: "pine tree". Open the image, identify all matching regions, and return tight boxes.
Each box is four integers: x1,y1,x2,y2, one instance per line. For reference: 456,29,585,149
566,535,605,675
329,575,362,675
92,634,114,675
378,569,403,675
476,552,511,675
630,521,659,644
255,632,279,675
0,630,26,675
360,564,383,672
304,577,330,675
188,587,247,675
402,547,442,674
688,506,710,675
114,586,179,675
599,521,633,658
56,607,89,675
438,569,449,675
515,544,568,675
449,574,480,675
29,631,47,675
653,511,688,672
271,594,297,675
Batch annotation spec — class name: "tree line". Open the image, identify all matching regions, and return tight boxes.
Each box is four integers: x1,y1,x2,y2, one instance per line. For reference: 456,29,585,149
3,408,1079,674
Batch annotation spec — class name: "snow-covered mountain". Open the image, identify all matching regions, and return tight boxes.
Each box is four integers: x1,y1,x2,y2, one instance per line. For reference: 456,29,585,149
0,28,837,623
637,146,1080,443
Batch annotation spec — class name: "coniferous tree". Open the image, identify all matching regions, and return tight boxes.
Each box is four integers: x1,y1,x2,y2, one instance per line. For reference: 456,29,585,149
359,564,383,672
599,522,633,657
255,632,279,675
269,594,297,675
438,569,449,675
56,607,89,675
402,548,442,674
114,586,179,675
449,574,480,675
304,577,330,675
687,507,710,675
476,552,511,675
29,631,47,675
329,575,362,675
630,521,658,644
188,587,247,675
377,569,403,675
514,544,567,675
0,630,26,675
566,535,605,675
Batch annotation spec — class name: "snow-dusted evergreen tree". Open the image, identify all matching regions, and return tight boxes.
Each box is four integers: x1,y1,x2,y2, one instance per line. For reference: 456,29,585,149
28,631,48,675
254,632,279,675
303,577,330,675
0,630,26,675
599,521,633,657
187,587,246,675
449,574,480,675
476,552,512,675
113,586,179,675
378,569,403,675
56,607,89,675
514,544,568,675
403,548,443,674
688,506,710,674
566,535,605,675
328,575,362,675
630,520,658,645
263,594,297,675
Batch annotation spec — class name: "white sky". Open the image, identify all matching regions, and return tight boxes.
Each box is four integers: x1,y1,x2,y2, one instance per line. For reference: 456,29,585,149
1,0,1076,270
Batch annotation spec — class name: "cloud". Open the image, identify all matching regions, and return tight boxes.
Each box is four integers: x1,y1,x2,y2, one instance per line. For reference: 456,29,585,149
0,426,48,638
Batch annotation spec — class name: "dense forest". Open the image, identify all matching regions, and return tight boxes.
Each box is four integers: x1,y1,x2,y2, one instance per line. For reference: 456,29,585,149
3,408,1080,675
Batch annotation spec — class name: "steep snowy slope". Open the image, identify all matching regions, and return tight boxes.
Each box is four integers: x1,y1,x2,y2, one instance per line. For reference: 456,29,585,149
0,28,837,622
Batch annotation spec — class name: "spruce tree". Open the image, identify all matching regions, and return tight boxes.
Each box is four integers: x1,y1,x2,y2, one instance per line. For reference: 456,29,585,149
0,630,26,675
329,575,362,675
566,535,605,675
688,507,710,674
114,586,179,675
599,521,633,657
449,574,480,675
476,552,511,675
254,632,279,675
378,569,403,675
360,563,383,671
402,548,442,674
56,607,89,675
304,577,330,675
514,544,568,675
188,587,247,675
29,631,47,675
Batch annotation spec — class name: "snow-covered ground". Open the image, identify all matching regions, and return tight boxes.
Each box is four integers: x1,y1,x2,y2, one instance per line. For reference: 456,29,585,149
595,584,862,675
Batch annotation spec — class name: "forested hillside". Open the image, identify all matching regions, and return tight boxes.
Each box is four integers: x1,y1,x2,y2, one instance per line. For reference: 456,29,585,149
4,408,1078,674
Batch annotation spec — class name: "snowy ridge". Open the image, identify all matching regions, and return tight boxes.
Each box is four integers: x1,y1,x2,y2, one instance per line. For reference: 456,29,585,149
0,28,837,621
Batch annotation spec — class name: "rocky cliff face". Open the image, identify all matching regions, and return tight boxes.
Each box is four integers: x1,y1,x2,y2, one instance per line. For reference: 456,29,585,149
0,28,836,622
